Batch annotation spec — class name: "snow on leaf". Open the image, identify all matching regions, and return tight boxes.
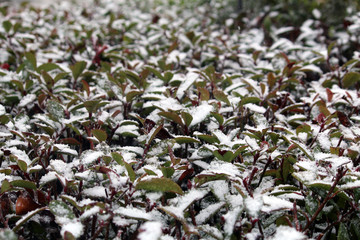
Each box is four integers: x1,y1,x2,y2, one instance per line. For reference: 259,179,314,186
115,207,153,221
189,102,214,127
80,150,104,166
269,226,307,240
138,221,163,240
82,186,107,198
195,201,225,225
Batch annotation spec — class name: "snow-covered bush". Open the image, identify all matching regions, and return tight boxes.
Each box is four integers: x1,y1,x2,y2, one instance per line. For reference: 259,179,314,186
0,0,360,239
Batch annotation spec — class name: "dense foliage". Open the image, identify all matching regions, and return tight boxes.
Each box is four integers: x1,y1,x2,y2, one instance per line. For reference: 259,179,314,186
1,0,360,239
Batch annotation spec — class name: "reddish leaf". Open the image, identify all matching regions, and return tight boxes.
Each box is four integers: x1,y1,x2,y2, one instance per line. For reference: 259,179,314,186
325,88,333,102
337,111,352,127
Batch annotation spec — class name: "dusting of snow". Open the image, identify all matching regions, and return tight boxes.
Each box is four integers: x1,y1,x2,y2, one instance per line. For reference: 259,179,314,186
138,221,163,240
269,226,306,240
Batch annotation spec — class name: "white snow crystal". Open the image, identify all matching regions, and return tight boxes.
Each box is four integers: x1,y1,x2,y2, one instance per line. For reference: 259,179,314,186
138,221,163,240
82,186,107,198
269,226,306,240
189,102,214,127
18,94,36,108
61,221,84,238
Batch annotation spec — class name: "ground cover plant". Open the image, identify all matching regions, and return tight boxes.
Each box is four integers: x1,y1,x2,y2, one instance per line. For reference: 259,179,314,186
1,0,360,239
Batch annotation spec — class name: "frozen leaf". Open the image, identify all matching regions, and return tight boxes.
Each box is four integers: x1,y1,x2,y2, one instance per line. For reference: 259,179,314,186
342,72,360,88
136,177,183,195
91,129,107,142
70,61,87,80
213,89,230,105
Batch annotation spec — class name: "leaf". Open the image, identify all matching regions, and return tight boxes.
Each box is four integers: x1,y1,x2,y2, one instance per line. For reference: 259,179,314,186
17,159,28,172
1,179,11,193
146,66,164,80
240,96,261,105
174,136,200,144
158,111,183,126
181,112,193,127
13,207,47,232
136,177,183,195
342,72,360,88
126,90,143,102
213,89,230,105
83,100,100,113
11,180,37,190
60,138,81,145
37,63,62,73
161,167,175,178
25,52,37,70
195,174,227,186
2,20,12,33
111,152,124,165
338,222,350,240
91,129,107,142
70,61,87,81
337,111,352,127
198,87,210,101
124,162,136,182
49,200,75,220
211,112,224,125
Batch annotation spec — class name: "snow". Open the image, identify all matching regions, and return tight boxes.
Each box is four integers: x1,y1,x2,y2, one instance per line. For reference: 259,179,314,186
115,207,153,221
245,195,263,218
61,221,84,239
80,206,100,220
162,189,208,219
261,196,294,213
195,202,225,224
80,150,104,165
138,221,163,240
18,94,36,108
176,72,198,99
0,104,5,115
269,226,306,240
83,186,107,198
189,102,214,127
54,144,78,156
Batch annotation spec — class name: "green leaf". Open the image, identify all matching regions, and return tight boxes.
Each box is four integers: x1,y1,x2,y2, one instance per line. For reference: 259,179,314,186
49,200,75,220
70,61,87,81
91,129,107,142
126,90,143,102
198,87,210,101
240,96,261,105
37,63,63,73
17,159,28,172
158,111,183,126
136,177,183,195
174,136,200,144
211,112,224,125
195,174,227,186
124,162,136,182
111,152,124,165
47,100,64,121
163,71,173,83
41,70,54,89
25,52,37,70
83,100,100,113
213,89,230,105
338,222,350,240
2,20,12,33
11,180,37,190
181,112,193,127
146,67,164,80
342,72,360,88
161,167,175,178
1,179,11,193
